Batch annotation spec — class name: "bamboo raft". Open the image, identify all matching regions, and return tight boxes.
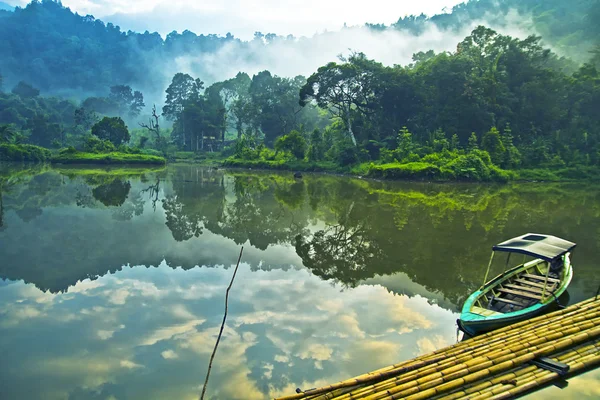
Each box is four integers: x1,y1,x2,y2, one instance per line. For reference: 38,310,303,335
275,296,600,400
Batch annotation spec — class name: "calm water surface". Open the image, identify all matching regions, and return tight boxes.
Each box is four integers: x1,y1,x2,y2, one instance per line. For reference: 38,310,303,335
1,163,599,399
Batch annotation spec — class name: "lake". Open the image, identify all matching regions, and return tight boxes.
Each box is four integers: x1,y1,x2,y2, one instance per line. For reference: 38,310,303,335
1,163,599,400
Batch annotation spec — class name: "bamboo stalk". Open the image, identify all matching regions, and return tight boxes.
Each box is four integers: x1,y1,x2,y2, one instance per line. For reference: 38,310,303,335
326,315,600,400
336,326,600,400
276,297,600,400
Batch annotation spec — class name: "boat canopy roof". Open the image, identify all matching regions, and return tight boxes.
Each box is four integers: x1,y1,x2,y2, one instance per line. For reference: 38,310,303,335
492,233,576,261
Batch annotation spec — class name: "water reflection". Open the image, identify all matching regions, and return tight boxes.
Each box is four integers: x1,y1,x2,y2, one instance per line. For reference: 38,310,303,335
0,263,457,400
1,164,600,399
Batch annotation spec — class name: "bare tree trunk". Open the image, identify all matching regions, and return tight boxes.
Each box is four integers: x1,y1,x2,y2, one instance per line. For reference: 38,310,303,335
347,113,357,146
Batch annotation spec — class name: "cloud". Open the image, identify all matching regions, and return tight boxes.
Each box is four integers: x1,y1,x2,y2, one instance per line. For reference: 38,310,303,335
161,349,179,359
0,263,459,400
144,14,536,101
120,359,144,369
20,0,467,39
141,318,205,346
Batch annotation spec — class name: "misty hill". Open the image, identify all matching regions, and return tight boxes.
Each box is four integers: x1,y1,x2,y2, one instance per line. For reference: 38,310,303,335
383,0,599,58
0,0,598,97
0,2,13,11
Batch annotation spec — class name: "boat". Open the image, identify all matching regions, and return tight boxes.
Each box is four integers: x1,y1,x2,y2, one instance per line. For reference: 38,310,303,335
457,233,576,336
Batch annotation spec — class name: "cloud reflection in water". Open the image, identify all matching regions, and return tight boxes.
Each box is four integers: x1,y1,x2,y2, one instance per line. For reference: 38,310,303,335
0,262,457,400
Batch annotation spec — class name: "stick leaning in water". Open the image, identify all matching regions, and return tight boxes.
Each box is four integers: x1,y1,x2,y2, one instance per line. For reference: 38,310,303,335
199,246,244,400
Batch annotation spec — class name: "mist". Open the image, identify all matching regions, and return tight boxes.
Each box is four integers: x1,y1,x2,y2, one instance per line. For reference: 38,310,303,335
136,9,536,111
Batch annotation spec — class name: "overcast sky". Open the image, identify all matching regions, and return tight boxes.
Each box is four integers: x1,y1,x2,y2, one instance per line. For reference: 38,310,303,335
9,0,466,38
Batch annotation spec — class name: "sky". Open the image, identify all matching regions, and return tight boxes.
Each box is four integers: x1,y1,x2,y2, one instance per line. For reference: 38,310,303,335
9,0,466,38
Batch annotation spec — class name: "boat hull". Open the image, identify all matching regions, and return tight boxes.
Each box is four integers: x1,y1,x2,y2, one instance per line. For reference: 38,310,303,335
458,255,572,336
457,301,556,336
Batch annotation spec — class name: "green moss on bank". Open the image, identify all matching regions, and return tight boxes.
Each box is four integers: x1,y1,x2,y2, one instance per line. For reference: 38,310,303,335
0,144,52,161
222,158,341,172
51,151,166,165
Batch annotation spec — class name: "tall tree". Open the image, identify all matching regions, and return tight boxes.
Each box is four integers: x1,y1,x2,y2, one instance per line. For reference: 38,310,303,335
109,85,145,117
163,73,204,148
12,81,40,98
300,53,381,146
91,116,130,146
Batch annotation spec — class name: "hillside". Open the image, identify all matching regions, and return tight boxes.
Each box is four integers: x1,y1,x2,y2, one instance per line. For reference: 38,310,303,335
0,0,597,97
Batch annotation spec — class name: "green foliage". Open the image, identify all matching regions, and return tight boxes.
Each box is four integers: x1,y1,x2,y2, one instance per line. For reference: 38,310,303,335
11,81,40,98
82,136,116,153
91,117,130,146
306,128,325,161
396,127,416,160
481,127,506,166
368,162,443,180
51,151,166,165
0,143,51,161
468,133,479,151
274,130,306,159
108,85,145,117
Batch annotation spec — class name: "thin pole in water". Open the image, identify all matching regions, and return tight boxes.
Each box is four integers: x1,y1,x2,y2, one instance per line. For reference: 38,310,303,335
199,246,244,400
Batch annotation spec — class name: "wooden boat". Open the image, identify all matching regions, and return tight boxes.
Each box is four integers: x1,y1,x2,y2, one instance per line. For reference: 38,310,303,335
458,233,575,336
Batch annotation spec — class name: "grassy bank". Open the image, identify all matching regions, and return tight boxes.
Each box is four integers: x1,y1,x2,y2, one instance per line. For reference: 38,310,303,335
0,143,52,161
222,158,342,172
221,156,600,182
51,151,166,165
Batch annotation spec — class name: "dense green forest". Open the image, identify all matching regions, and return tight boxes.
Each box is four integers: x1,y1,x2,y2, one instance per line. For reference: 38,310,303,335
0,0,598,93
0,0,599,180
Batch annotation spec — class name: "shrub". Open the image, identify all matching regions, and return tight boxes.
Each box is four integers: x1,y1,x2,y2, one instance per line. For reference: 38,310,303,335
368,162,442,180
83,136,117,153
0,143,51,161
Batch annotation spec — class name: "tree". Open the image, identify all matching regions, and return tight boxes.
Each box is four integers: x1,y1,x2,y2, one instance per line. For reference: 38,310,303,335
92,179,131,207
396,127,415,160
91,117,130,146
307,128,324,161
275,130,307,159
0,124,24,144
300,53,381,146
481,127,506,165
109,85,145,117
74,107,98,130
249,71,305,145
139,104,166,153
163,73,201,119
12,81,40,98
27,115,62,147
82,97,119,115
217,72,252,138
130,90,145,117
163,73,204,148
468,133,479,151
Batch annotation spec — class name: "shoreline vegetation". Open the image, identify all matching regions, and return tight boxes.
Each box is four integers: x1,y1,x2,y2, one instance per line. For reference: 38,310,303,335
0,143,166,165
3,144,599,183
0,4,598,182
220,156,600,182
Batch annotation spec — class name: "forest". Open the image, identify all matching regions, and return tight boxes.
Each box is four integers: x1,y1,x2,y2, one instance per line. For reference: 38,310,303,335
0,0,599,180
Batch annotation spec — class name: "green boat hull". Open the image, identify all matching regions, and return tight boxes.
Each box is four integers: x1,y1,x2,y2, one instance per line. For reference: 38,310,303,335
458,255,572,336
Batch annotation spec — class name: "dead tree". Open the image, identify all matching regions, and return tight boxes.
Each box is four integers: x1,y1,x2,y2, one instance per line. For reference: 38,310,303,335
139,104,166,155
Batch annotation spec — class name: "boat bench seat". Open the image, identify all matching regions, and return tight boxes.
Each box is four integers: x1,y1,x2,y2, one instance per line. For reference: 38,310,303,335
504,283,556,296
514,278,558,290
492,296,527,307
523,274,560,284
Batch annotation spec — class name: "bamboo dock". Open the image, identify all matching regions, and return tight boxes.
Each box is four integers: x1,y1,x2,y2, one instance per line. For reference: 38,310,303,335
276,296,600,400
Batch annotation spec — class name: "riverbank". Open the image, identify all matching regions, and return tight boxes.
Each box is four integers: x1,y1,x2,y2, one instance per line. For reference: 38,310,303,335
0,144,166,165
51,151,166,165
221,157,600,182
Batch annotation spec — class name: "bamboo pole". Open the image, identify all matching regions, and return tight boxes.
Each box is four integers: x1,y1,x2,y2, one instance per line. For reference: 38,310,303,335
319,314,600,400
336,322,600,400
276,297,600,400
